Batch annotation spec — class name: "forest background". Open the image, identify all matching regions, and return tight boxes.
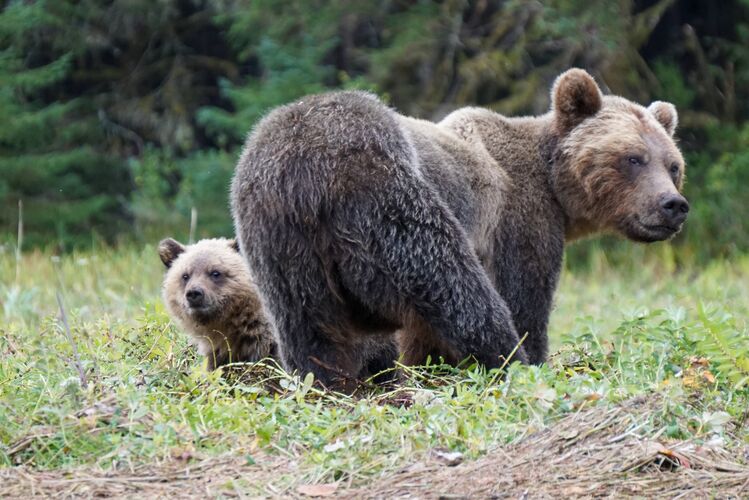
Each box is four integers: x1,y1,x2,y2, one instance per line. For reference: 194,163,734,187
1,0,747,267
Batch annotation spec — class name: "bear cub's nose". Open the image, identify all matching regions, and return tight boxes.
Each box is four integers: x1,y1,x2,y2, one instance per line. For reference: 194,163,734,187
186,287,205,306
660,194,689,225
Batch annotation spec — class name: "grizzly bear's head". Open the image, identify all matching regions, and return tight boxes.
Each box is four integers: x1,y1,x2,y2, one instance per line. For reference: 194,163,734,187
158,237,252,325
550,68,688,243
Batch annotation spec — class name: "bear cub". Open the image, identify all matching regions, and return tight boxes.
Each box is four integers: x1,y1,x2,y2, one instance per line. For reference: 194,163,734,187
158,237,277,370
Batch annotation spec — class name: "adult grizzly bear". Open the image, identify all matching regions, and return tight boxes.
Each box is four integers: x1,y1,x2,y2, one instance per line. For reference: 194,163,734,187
158,237,277,370
231,68,688,390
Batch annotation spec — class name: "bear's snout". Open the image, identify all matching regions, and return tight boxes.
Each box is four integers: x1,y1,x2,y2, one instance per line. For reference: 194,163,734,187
185,287,205,307
659,193,689,227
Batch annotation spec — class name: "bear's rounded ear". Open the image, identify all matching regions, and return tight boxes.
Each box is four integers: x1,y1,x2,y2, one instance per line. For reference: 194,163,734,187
227,238,241,253
552,68,602,134
647,101,678,136
158,238,186,268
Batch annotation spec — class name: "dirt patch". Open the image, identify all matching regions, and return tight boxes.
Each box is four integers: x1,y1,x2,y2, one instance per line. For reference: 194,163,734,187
0,453,295,498
348,396,749,499
2,396,747,499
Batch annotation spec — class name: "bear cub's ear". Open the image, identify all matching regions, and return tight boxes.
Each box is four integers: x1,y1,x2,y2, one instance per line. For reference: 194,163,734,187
158,238,186,268
647,101,678,136
552,68,603,134
227,238,241,253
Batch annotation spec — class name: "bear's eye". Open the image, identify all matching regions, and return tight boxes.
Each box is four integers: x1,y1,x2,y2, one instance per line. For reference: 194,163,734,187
669,163,680,175
627,156,644,166
181,273,189,282
210,270,222,279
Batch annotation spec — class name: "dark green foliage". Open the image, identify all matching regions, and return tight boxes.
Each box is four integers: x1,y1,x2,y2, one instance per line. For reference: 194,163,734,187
0,0,747,259
0,1,131,248
0,0,237,247
198,0,344,145
682,124,749,260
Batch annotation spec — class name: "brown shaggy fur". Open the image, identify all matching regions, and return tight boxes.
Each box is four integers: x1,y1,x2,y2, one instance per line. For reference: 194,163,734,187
230,68,688,389
158,237,276,370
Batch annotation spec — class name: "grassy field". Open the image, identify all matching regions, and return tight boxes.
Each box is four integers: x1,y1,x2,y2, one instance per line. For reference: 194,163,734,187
1,244,748,497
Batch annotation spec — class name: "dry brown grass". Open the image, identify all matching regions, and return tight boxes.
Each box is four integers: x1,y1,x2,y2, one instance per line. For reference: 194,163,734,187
0,452,295,498
352,395,749,499
2,395,747,499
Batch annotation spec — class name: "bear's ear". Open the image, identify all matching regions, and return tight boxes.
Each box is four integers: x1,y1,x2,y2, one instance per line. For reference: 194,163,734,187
158,238,186,268
552,68,603,134
227,238,241,253
647,101,678,136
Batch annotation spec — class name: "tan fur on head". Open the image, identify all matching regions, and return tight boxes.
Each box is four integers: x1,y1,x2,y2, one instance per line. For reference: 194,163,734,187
158,238,185,268
647,101,678,136
552,92,686,242
552,68,603,134
159,237,276,370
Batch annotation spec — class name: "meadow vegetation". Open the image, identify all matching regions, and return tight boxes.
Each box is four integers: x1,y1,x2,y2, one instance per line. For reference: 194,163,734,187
1,246,747,495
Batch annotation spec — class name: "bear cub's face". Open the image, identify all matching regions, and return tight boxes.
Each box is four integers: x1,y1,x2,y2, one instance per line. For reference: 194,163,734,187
158,238,249,325
551,69,689,242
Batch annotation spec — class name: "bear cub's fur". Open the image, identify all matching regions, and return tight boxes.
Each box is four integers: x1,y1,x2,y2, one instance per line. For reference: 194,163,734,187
159,237,277,370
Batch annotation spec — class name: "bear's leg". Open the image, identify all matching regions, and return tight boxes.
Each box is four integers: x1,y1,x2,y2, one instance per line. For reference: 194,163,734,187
332,173,529,369
396,314,460,366
358,338,399,384
490,225,564,365
243,239,372,391
234,332,276,364
206,346,229,371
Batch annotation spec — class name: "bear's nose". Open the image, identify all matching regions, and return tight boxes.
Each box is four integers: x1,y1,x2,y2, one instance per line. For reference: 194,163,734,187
659,194,689,225
185,287,204,306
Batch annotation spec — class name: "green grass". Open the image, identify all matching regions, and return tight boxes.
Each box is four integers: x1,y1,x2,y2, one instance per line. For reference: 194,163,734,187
0,244,748,490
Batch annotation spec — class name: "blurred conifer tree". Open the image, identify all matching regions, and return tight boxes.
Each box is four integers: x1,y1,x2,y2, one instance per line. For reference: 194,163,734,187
0,0,747,259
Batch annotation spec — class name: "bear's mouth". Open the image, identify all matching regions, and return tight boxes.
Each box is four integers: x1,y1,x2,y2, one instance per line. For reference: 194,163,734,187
186,304,219,323
625,217,681,242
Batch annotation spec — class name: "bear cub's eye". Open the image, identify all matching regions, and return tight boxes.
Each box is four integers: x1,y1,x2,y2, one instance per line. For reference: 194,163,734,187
181,273,189,282
627,156,645,166
210,270,222,279
669,163,680,175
